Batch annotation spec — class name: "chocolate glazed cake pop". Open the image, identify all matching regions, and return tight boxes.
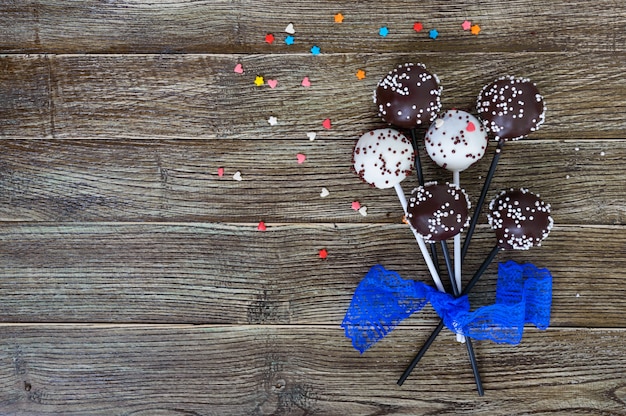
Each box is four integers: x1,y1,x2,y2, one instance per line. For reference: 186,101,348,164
477,76,546,141
488,188,553,250
424,110,488,172
374,63,442,129
352,128,415,189
407,183,471,243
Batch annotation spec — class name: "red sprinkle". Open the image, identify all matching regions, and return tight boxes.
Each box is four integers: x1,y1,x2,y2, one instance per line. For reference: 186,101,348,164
257,221,267,231
318,248,328,259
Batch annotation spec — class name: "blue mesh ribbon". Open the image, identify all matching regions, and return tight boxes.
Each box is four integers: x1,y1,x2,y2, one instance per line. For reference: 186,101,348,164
341,261,552,353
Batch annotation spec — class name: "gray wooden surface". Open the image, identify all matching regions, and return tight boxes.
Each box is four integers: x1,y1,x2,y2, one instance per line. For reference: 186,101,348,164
1,1,625,414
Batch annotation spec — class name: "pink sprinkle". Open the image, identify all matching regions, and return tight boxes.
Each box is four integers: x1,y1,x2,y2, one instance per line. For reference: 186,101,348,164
351,201,361,210
234,63,244,74
257,221,267,231
301,76,311,87
322,118,332,129
462,20,472,31
217,167,224,177
296,153,306,164
267,79,278,89
466,121,476,132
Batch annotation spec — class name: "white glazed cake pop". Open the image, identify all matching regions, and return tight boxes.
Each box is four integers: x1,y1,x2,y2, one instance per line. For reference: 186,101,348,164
424,110,488,172
353,128,415,189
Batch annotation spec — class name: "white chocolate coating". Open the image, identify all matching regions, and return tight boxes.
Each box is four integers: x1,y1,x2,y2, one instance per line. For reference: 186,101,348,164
424,110,488,172
353,128,415,189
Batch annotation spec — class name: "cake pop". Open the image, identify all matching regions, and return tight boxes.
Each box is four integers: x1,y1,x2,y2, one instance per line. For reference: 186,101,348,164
425,109,488,291
488,188,553,250
424,109,488,172
352,128,445,293
352,128,415,190
477,76,546,142
399,188,553,386
406,182,471,244
374,63,442,129
462,77,546,260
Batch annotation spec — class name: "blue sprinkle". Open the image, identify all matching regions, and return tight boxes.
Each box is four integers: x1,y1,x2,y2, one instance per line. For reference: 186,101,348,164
429,29,439,39
310,45,321,55
379,26,389,37
285,35,294,45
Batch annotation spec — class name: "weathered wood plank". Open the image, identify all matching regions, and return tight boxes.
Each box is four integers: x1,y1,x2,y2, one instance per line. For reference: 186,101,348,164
0,55,51,137
0,223,623,327
0,0,624,54
0,325,624,415
0,139,623,224
1,53,624,140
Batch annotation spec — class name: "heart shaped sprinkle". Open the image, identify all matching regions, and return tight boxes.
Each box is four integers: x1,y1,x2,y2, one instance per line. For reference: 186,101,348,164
466,121,476,132
233,171,242,181
301,77,311,87
358,206,368,216
320,187,330,197
217,167,224,177
296,153,306,164
285,23,295,34
257,221,267,231
435,118,445,128
351,201,361,210
267,79,278,89
234,63,244,74
307,132,317,141
322,118,332,129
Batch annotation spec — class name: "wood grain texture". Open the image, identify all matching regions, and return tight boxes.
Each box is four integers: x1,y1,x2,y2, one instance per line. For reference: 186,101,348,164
0,0,624,54
0,223,623,327
0,139,623,224
0,325,624,415
1,53,625,140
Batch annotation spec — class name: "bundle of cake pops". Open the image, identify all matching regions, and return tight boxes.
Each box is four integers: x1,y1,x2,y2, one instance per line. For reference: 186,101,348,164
342,63,554,395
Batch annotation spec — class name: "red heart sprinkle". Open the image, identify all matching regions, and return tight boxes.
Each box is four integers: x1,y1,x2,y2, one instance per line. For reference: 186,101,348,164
466,121,476,132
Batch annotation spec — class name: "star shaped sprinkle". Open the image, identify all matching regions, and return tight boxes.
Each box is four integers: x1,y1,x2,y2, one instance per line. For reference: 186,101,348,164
413,22,423,32
356,69,366,80
268,116,278,126
265,33,275,44
310,45,321,55
462,20,472,31
318,248,328,259
285,35,294,45
334,13,344,23
429,29,439,39
254,76,264,86
379,26,389,37
471,24,481,35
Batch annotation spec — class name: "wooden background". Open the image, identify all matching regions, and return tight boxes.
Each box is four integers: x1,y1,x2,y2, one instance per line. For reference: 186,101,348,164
1,1,625,414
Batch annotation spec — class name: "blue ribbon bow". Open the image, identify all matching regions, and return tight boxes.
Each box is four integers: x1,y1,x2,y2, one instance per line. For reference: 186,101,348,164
341,261,552,354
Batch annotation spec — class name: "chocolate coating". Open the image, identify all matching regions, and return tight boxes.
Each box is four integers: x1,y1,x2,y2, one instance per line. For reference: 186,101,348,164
488,188,553,250
375,63,442,129
407,182,471,243
476,76,545,141
352,128,415,189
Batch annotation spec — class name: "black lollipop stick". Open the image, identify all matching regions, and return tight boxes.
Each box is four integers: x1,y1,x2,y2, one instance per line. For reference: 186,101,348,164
397,244,501,386
440,241,484,396
461,139,505,260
